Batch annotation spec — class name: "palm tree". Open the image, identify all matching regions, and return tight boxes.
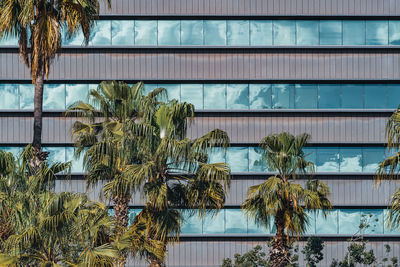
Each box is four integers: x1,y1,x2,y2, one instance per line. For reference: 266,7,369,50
127,101,231,267
0,0,110,163
242,133,331,267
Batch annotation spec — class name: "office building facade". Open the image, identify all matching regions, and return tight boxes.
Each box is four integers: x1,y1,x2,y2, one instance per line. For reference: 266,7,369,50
1,0,400,265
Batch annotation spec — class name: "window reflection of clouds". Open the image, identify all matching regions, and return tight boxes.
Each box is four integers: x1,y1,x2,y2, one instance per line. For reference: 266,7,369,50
273,20,296,45
111,20,134,45
320,20,342,45
19,84,34,110
296,21,319,45
203,210,225,234
204,20,227,45
340,147,362,172
250,20,272,45
249,84,272,109
225,210,247,233
227,84,249,109
44,84,66,110
316,147,339,172
65,147,85,173
272,84,295,109
0,84,18,109
135,20,157,45
366,21,388,45
227,147,249,172
204,84,226,109
339,209,361,234
227,20,250,45
66,84,89,108
315,210,338,234
181,84,203,109
389,21,400,45
181,20,203,45
89,20,112,45
158,20,180,45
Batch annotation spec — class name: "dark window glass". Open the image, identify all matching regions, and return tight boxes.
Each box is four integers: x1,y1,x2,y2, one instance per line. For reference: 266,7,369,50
272,84,295,109
204,84,226,109
273,21,296,45
388,85,400,109
66,84,88,107
339,209,360,234
340,147,362,172
135,20,157,45
341,84,364,108
111,20,134,45
181,84,203,109
181,20,203,45
227,147,249,172
365,84,386,108
250,21,272,45
44,84,66,110
320,20,342,45
318,84,340,109
158,20,180,45
0,84,18,109
249,84,272,109
363,147,385,172
295,84,317,109
227,84,249,109
316,147,339,172
89,20,111,45
366,21,388,45
343,21,366,45
227,20,249,45
296,21,319,45
204,20,226,45
389,21,400,45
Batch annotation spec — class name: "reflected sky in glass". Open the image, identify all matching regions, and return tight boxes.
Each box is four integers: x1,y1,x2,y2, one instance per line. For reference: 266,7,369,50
43,147,66,165
158,20,180,45
316,147,339,172
19,84,34,109
318,84,340,109
363,147,385,172
341,84,364,108
181,20,203,45
320,20,342,45
249,84,272,109
204,20,227,45
296,21,319,45
366,21,388,45
295,84,317,109
0,84,18,109
339,209,361,234
66,84,89,108
111,20,134,45
44,84,66,109
181,84,203,109
203,210,225,234
389,21,400,45
162,84,180,101
227,147,249,172
227,84,249,109
272,84,295,109
225,210,247,233
227,20,249,45
343,21,366,45
135,20,157,45
249,147,267,172
315,210,338,234
303,147,316,165
208,147,226,163
63,27,85,46
273,20,295,45
65,147,84,173
340,147,362,172
0,34,18,45
304,212,316,235
361,210,384,234
181,212,203,234
388,85,400,109
204,84,226,109
89,20,111,45
250,20,272,45
0,147,22,158
365,84,386,108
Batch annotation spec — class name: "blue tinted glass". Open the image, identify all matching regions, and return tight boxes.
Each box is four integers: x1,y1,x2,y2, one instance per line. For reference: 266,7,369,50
203,210,225,234
361,210,384,234
225,210,247,233
388,85,400,109
316,147,339,172
181,20,203,45
162,84,180,101
315,210,338,234
44,84,66,110
341,84,364,108
339,209,361,234
158,20,180,45
318,84,340,109
204,84,226,109
65,147,84,173
208,147,226,163
366,21,388,45
143,83,159,96
227,147,249,172
384,209,400,234
249,84,272,109
389,21,400,45
19,84,34,110
302,147,317,165
296,21,319,45
227,20,249,45
304,212,316,235
63,27,85,46
365,84,386,108
135,20,157,45
0,84,18,109
340,147,362,172
204,20,226,45
0,35,18,45
320,20,342,45
43,147,66,165
227,84,249,109
181,84,203,109
363,147,385,172
128,209,141,226
111,20,134,45
247,216,268,234
273,21,296,45
295,84,317,109
250,21,272,45
272,84,295,109
343,21,366,45
0,147,22,158
249,147,267,172
181,212,203,234
89,20,111,45
66,84,88,107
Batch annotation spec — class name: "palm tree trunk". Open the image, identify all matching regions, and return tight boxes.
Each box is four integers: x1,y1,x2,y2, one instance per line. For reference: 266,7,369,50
114,196,130,267
269,213,291,267
33,65,44,150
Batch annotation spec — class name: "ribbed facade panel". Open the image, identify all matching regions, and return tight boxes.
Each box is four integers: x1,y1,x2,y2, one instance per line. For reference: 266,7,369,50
1,51,400,81
100,0,400,16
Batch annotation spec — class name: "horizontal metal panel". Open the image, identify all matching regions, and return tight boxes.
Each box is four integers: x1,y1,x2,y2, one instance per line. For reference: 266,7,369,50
1,51,400,81
100,0,400,16
0,115,389,144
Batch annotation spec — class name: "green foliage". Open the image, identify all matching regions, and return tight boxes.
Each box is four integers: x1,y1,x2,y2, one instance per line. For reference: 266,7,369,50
221,246,269,267
302,237,324,267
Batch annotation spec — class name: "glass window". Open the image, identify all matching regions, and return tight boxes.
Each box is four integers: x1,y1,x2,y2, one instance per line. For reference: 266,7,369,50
111,20,134,45
43,147,66,165
315,210,338,234
343,21,366,45
384,209,400,234
388,85,400,109
318,84,340,109
203,210,225,234
365,84,386,108
204,20,226,45
339,209,361,234
19,84,34,110
304,211,316,235
162,84,180,101
316,147,339,172
273,20,296,45
340,147,362,172
249,147,267,172
66,84,89,108
247,216,268,234
363,147,385,172
341,84,364,109
250,20,272,45
65,147,84,173
181,211,203,234
227,20,250,45
295,84,317,109
296,21,319,45
0,35,18,46
320,20,342,45
158,20,180,45
63,28,85,46
389,21,400,45
181,84,203,109
181,20,203,45
227,84,249,109
272,84,295,109
128,209,141,226
249,84,272,109
143,83,159,96
0,147,22,158
226,147,249,172
135,20,157,45
208,147,226,164
44,84,66,110
204,84,226,109
366,21,388,45
0,84,18,109
225,210,247,233
89,20,111,45
302,147,317,165
361,210,384,234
